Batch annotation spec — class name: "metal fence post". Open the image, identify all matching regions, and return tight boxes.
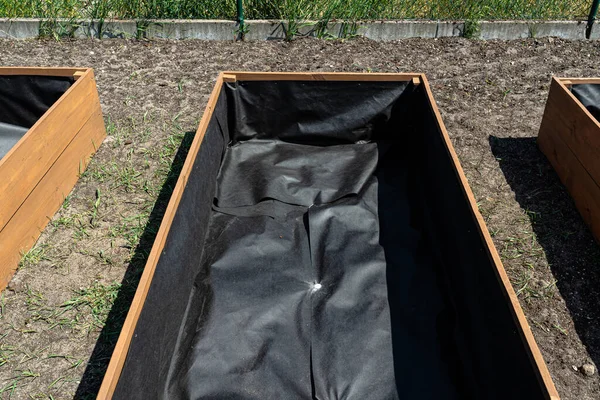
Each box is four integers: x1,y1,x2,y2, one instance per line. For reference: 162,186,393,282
237,0,245,40
587,0,600,38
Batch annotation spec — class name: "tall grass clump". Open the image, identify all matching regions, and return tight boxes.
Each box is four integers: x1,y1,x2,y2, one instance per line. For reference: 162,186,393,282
0,0,592,22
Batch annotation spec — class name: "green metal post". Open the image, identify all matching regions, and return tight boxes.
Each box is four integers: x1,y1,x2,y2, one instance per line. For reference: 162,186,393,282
587,0,600,39
237,0,245,40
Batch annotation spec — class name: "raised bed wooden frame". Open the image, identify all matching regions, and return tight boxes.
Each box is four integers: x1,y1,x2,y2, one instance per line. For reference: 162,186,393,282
99,72,559,399
538,77,600,245
0,67,106,290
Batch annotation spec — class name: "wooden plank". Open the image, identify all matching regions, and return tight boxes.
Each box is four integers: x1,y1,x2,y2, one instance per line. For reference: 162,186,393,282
0,67,87,77
539,78,600,191
0,69,97,231
97,73,226,399
539,85,600,245
539,116,600,242
421,74,560,400
0,105,106,289
559,77,600,85
226,71,419,81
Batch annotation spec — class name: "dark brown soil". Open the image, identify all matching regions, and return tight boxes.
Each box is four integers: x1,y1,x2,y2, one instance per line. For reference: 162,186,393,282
0,37,599,399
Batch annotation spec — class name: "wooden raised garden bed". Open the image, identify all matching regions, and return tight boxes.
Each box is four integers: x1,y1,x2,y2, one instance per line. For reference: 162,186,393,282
538,77,600,245
99,72,558,399
0,67,105,290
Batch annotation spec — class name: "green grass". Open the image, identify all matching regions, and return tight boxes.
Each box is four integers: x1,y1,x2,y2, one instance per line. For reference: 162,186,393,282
0,0,591,20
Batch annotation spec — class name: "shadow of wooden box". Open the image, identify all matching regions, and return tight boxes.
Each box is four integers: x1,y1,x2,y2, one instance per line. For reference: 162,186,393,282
539,77,600,245
98,72,558,400
0,67,106,290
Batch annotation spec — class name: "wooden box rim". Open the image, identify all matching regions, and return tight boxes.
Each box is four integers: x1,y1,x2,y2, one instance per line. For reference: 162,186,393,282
0,67,93,170
553,77,600,131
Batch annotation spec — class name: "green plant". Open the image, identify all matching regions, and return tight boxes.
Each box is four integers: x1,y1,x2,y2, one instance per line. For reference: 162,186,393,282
463,19,481,39
281,0,310,41
0,0,591,21
337,21,361,39
136,19,151,40
39,18,79,40
234,21,249,40
528,23,540,38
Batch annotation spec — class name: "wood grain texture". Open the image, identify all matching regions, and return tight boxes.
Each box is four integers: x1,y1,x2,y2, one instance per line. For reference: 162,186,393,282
97,73,225,399
539,76,600,246
0,67,87,76
0,67,105,290
559,77,600,85
0,69,97,230
226,71,420,81
539,113,600,243
539,78,600,186
0,106,105,289
99,72,559,399
422,74,559,400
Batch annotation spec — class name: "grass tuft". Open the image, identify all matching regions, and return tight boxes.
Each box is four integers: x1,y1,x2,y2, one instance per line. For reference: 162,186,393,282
0,0,590,21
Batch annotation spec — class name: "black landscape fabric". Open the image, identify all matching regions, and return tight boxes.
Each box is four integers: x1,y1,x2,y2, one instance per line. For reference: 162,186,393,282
0,75,73,159
114,78,548,399
571,83,600,122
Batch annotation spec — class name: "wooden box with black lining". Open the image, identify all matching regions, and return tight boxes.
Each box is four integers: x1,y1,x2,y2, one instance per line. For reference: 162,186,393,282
538,77,600,245
0,67,106,290
100,72,558,400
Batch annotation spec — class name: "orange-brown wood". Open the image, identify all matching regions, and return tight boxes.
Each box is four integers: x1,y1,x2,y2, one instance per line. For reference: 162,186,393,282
227,71,420,81
559,77,600,85
0,69,97,229
0,106,105,288
422,74,559,400
539,78,600,186
99,72,559,400
538,115,600,240
539,76,600,247
0,67,87,77
0,67,106,290
97,73,225,399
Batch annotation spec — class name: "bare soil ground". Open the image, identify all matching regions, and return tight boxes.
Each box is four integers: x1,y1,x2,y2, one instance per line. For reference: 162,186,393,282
0,37,599,399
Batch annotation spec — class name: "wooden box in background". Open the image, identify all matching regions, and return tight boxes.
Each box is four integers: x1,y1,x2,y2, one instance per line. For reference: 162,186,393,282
538,77,600,244
0,67,106,290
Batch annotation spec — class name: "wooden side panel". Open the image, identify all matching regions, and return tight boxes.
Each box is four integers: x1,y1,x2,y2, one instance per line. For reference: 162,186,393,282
226,71,419,81
0,67,87,77
559,78,600,85
97,74,225,399
539,94,600,244
0,69,98,230
422,75,560,400
539,78,600,187
0,102,105,289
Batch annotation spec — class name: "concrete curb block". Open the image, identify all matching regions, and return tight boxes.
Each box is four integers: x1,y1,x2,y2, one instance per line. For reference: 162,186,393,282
0,19,39,39
0,18,595,40
478,20,587,40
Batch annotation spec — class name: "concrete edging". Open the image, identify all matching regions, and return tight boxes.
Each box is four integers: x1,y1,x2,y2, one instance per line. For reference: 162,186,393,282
0,18,596,40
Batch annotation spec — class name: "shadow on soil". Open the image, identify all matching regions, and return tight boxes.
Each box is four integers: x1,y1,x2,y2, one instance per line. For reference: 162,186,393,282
74,131,196,399
489,135,600,369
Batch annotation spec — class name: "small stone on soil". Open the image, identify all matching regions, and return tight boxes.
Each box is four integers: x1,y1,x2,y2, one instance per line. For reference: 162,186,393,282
6,280,24,292
581,363,596,377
